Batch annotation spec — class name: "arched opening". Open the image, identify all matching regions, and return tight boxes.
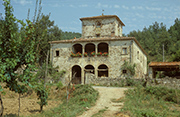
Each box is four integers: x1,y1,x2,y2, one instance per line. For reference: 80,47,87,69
85,65,95,74
72,65,81,84
98,64,108,77
72,43,82,54
97,43,108,56
85,43,95,57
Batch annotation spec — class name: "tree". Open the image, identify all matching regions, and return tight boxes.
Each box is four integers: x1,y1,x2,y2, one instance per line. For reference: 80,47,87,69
0,0,36,115
0,0,49,114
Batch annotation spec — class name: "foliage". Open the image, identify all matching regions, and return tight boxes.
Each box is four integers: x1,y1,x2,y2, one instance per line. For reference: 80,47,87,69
34,83,48,112
56,81,63,89
127,19,180,62
91,51,95,56
70,52,82,57
61,31,81,40
0,0,36,94
91,108,108,117
120,86,180,117
84,52,88,57
145,86,180,104
121,61,136,77
33,85,99,117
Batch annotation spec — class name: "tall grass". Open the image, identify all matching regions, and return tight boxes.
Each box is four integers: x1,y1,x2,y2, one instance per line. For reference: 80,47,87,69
120,85,180,117
32,84,99,117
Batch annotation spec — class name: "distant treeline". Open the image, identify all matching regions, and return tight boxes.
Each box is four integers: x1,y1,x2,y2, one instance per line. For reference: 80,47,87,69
126,18,180,63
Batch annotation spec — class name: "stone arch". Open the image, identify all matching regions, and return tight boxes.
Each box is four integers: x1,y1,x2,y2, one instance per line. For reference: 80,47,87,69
72,43,82,54
98,42,108,53
98,64,108,77
85,64,95,74
72,65,81,84
85,43,95,57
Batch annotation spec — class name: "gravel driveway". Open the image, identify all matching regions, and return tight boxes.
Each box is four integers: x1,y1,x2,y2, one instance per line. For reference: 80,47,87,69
78,86,129,117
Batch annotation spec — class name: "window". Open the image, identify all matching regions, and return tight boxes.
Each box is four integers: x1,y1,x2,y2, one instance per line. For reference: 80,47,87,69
56,50,59,56
137,51,139,59
96,34,100,37
122,48,127,54
122,70,127,74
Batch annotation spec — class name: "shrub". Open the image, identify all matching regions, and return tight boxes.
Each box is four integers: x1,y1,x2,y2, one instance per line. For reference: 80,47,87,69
145,86,180,104
56,81,63,89
120,86,180,117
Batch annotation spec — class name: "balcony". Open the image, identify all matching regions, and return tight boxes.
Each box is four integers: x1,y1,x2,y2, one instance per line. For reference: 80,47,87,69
71,42,109,58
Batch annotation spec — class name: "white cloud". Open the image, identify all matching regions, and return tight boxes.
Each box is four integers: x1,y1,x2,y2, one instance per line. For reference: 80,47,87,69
50,3,60,7
114,5,120,8
145,6,161,11
96,3,110,8
135,13,144,18
13,0,32,6
122,5,129,10
79,4,88,7
132,6,144,10
69,4,76,8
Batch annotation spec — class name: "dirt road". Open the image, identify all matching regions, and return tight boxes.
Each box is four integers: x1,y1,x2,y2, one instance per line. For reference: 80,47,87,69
78,86,128,117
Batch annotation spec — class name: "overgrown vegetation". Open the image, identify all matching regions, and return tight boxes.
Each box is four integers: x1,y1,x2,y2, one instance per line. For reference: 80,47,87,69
121,61,136,77
33,85,99,117
120,85,180,117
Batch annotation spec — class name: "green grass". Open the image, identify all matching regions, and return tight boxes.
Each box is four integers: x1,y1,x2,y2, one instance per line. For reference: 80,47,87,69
31,84,99,117
91,107,108,117
120,85,180,117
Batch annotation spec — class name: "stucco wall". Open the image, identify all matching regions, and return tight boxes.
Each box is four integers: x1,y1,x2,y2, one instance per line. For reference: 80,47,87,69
50,39,147,85
81,18,123,38
132,41,147,78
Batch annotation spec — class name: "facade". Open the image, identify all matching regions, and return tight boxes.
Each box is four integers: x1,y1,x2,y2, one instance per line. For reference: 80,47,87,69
49,15,147,85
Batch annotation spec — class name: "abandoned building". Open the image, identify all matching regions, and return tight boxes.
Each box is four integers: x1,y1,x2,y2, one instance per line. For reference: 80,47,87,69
49,15,147,84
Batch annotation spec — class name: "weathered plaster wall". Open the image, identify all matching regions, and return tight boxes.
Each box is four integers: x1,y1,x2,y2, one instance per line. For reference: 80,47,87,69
81,18,123,38
132,41,147,78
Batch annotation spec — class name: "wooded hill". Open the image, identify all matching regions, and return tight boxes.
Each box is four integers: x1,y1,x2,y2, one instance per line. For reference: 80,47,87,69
126,18,180,63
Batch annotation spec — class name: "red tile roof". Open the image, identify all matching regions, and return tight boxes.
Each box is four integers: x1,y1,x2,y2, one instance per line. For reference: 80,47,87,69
49,36,147,56
80,15,125,26
149,62,180,67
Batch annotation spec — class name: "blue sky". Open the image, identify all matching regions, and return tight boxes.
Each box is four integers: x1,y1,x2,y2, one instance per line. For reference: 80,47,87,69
0,0,180,35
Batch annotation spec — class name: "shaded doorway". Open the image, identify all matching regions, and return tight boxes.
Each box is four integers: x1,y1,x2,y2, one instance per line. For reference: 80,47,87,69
72,65,81,84
84,65,95,84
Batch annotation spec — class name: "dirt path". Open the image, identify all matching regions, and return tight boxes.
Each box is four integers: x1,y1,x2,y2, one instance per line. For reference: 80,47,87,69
78,86,128,117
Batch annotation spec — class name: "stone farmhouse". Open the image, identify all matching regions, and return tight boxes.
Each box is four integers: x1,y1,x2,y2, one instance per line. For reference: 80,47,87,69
49,15,147,84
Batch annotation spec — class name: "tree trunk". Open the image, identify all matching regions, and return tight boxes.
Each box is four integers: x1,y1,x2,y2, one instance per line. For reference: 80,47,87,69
0,94,4,116
18,93,21,116
44,50,49,87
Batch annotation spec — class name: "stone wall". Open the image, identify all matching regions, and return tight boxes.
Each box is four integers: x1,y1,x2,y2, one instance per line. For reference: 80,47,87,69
84,76,180,88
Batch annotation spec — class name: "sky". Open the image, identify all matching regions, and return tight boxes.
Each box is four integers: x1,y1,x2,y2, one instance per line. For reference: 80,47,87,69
0,0,180,35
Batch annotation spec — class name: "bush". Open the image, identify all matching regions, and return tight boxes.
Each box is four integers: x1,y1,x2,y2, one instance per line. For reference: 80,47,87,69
120,86,180,117
56,81,63,89
34,84,99,117
145,86,180,104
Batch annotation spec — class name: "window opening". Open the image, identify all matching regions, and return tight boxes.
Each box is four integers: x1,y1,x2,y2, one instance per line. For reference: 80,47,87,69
98,43,108,56
85,43,95,57
85,65,95,74
98,64,108,77
56,50,59,56
122,70,127,74
137,51,139,59
122,48,127,54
